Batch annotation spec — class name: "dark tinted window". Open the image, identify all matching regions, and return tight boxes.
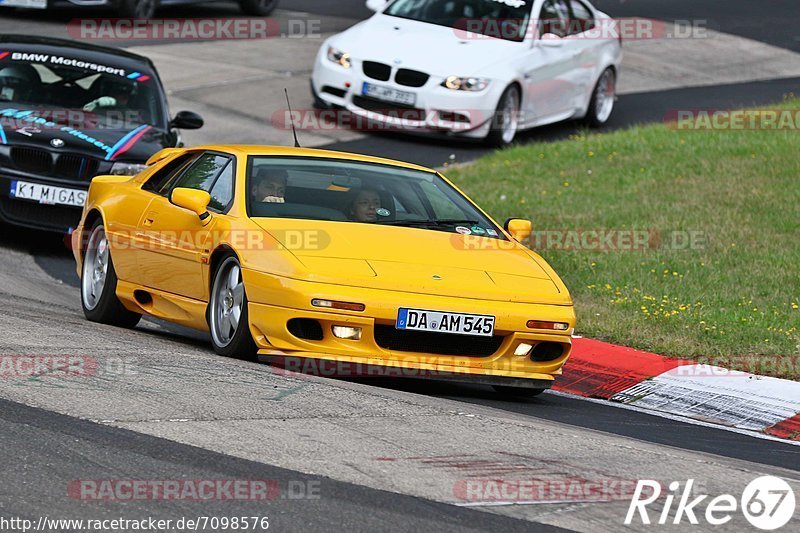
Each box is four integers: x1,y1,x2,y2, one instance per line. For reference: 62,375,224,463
208,162,234,212
142,152,200,194
171,153,230,193
246,157,504,238
569,0,596,34
540,0,570,38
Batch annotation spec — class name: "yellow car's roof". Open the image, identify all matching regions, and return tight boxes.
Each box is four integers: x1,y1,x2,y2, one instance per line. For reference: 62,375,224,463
189,145,435,174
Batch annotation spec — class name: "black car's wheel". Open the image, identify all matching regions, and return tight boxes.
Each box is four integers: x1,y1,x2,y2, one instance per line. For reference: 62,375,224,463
485,85,521,147
119,0,158,18
492,385,547,398
584,67,616,127
208,255,258,359
81,220,142,329
239,0,279,16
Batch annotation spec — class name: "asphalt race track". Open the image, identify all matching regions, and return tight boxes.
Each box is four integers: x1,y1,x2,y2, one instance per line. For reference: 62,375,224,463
1,1,799,531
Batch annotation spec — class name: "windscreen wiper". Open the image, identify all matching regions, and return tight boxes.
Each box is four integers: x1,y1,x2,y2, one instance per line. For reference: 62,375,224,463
383,219,480,227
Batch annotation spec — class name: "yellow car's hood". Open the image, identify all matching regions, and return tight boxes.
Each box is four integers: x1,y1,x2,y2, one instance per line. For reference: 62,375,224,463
252,219,571,305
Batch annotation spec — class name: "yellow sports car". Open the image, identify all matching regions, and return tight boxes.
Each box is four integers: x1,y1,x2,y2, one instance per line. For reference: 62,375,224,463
73,146,575,396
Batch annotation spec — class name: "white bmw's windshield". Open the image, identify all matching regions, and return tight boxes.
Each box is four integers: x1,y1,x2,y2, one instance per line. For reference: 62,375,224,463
384,0,533,42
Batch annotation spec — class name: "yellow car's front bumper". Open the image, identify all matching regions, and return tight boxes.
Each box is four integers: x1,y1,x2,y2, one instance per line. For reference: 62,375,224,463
244,268,575,386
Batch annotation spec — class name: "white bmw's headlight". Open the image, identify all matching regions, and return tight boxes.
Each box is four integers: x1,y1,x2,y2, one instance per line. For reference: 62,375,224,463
442,76,490,92
110,162,148,176
327,46,352,69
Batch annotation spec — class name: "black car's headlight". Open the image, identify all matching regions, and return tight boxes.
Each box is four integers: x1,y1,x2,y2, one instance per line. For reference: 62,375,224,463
110,162,148,176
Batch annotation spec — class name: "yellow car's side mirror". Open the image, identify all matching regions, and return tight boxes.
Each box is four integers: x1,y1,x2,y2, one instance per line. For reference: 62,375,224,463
171,187,211,221
505,218,532,243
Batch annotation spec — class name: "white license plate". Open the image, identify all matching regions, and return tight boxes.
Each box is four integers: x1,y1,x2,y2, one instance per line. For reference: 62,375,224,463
9,180,86,207
362,82,417,106
0,0,47,7
396,308,495,337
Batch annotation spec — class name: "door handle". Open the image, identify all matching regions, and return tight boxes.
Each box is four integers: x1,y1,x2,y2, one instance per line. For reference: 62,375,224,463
142,211,158,227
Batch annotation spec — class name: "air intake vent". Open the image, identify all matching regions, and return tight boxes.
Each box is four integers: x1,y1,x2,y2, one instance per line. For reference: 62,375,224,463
362,61,392,81
395,69,429,88
374,325,503,357
11,146,52,174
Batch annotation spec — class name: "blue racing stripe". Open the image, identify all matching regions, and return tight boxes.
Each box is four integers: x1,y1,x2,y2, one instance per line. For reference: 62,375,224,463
105,124,148,161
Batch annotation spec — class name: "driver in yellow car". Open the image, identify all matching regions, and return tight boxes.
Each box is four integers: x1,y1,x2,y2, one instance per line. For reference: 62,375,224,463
348,188,382,222
251,168,288,203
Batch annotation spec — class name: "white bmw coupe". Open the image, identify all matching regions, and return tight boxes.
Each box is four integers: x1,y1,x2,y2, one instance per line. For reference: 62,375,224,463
311,0,622,145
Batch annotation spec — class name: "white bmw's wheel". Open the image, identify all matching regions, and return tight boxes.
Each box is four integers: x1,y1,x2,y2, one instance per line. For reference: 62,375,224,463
486,85,521,147
586,68,616,127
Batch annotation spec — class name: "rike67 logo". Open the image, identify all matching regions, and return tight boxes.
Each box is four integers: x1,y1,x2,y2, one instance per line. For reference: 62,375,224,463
625,476,796,530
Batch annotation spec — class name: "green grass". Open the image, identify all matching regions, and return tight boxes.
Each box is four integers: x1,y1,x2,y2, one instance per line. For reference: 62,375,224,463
447,98,800,379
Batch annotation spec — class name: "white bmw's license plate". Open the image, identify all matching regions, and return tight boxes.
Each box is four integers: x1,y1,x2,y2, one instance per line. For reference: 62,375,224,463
9,180,86,207
362,82,417,106
396,308,495,337
1,0,46,7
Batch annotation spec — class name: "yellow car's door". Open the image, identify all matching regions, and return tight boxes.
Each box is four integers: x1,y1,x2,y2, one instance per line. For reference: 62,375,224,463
135,151,235,301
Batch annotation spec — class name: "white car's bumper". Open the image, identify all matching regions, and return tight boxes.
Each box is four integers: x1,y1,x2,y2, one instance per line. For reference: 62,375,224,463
311,49,507,140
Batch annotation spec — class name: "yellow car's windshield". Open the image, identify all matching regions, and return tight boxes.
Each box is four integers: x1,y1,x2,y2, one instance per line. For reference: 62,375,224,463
246,156,504,238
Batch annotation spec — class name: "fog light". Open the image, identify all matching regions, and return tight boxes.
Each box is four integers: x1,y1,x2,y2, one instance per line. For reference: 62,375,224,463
332,326,362,340
514,343,534,356
526,320,570,331
312,299,365,312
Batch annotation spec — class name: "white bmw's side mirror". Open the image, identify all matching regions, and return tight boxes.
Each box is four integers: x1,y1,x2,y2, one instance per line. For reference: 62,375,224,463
366,0,387,12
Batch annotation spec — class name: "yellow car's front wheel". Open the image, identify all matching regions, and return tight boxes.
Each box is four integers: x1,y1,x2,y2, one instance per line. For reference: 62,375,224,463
80,220,141,329
208,255,257,359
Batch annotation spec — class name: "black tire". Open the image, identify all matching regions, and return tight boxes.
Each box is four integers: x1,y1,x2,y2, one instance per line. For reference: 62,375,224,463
484,85,521,147
208,255,258,360
81,220,142,329
584,67,616,128
118,0,158,18
492,385,547,398
239,0,279,16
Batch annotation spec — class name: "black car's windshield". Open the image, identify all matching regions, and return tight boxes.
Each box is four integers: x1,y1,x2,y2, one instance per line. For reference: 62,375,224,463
247,156,504,238
0,56,164,129
384,0,533,42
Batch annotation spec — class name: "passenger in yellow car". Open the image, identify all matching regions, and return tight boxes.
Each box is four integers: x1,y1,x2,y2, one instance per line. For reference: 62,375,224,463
348,188,382,222
251,168,288,203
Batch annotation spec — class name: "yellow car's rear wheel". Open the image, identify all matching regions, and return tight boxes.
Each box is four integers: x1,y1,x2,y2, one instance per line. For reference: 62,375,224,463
208,255,257,359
